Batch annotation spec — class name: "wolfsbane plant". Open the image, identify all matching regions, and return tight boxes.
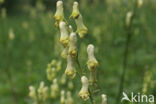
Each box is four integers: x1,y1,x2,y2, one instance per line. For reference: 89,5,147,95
28,1,107,104
54,1,107,104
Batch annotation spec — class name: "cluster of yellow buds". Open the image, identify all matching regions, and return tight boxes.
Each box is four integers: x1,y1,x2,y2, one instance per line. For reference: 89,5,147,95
101,94,107,104
60,90,74,104
46,59,62,81
29,86,37,101
50,78,59,99
65,55,76,79
79,76,90,100
37,81,48,101
29,82,48,103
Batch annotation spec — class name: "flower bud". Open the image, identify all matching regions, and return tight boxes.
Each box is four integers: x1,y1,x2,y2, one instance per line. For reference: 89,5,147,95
59,21,69,47
61,74,67,85
56,61,62,71
46,67,56,81
9,28,15,40
101,94,107,104
66,91,74,104
69,25,73,33
79,76,89,100
65,55,76,79
138,0,143,8
60,90,65,104
54,1,64,26
1,8,7,19
51,79,59,99
38,81,48,101
68,81,74,90
0,0,4,4
70,1,80,19
29,86,37,100
75,14,88,38
87,44,98,71
68,32,77,58
126,11,133,27
61,47,68,59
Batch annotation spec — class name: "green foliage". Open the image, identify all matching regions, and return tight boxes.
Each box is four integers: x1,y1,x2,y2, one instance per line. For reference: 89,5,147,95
0,0,156,104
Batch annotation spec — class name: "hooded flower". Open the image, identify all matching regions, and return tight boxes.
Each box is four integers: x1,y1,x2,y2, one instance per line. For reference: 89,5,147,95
29,86,37,100
65,55,76,79
70,1,80,19
79,76,90,100
87,44,98,71
59,21,69,47
75,14,88,38
37,81,48,101
61,47,68,59
126,11,133,27
60,90,65,104
138,0,143,8
51,79,59,99
68,32,77,58
66,91,74,104
101,94,107,104
54,1,64,27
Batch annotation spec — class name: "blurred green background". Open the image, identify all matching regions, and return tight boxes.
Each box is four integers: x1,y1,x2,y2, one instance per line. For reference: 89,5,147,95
0,0,156,104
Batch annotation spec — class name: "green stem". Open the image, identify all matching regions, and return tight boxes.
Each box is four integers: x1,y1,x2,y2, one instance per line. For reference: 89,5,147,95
89,88,95,104
76,53,95,104
76,53,84,75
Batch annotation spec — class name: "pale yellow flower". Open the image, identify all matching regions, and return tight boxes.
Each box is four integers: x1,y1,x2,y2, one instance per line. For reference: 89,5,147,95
66,91,74,104
9,28,15,40
87,44,98,71
59,21,69,47
54,1,64,27
75,14,88,38
101,94,107,104
50,79,59,99
61,47,68,59
79,76,89,100
70,1,80,19
68,32,77,58
138,0,143,8
126,11,133,27
65,55,76,79
60,90,65,104
37,81,48,101
29,86,37,100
